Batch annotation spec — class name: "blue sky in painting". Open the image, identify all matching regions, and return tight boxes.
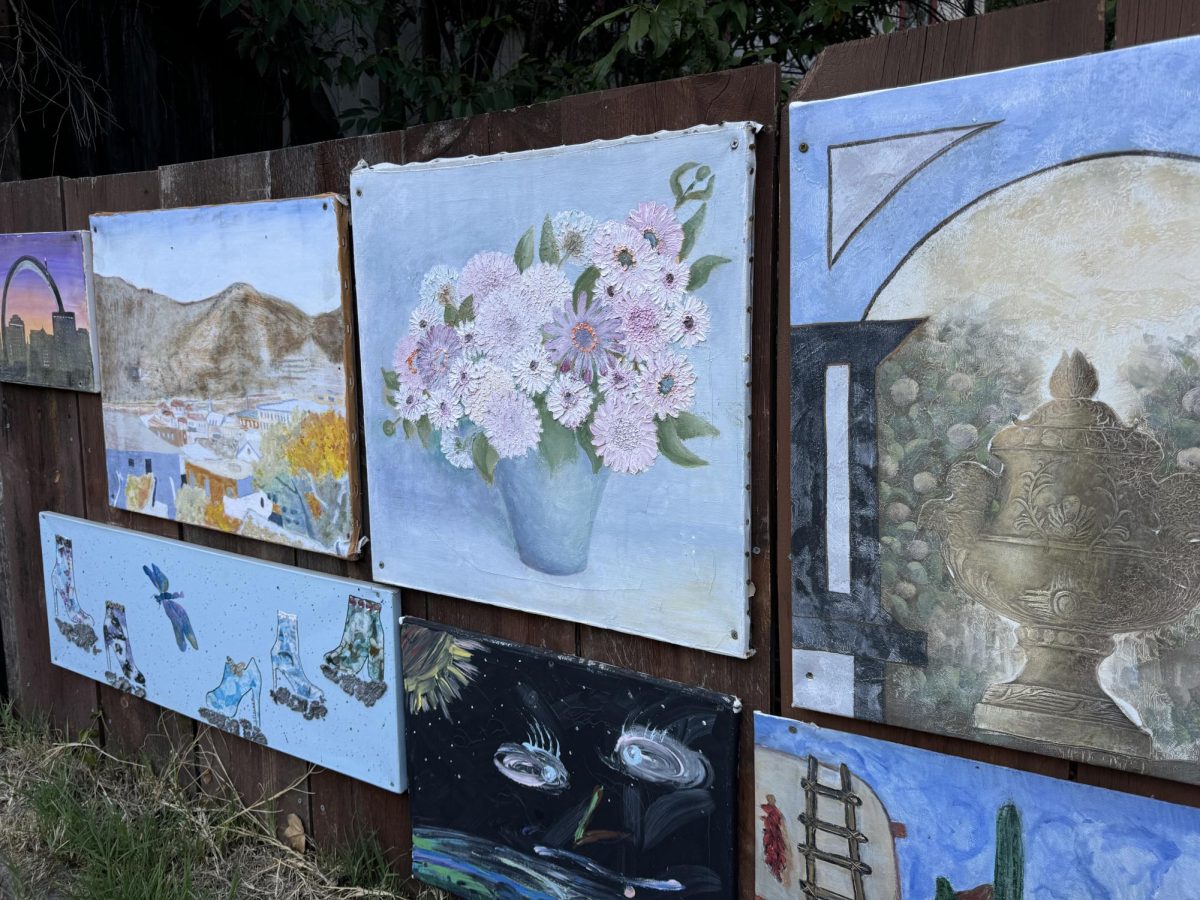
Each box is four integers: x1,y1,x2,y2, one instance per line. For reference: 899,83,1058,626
756,714,1200,899
790,34,1200,323
91,197,342,314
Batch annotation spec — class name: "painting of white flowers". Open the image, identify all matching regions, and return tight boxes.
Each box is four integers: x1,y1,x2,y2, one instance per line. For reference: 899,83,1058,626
352,124,756,656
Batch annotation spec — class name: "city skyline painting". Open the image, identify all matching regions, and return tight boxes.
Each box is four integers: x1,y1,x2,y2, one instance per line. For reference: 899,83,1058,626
41,512,405,792
755,713,1200,899
0,230,100,392
786,36,1200,783
91,197,362,558
352,125,757,657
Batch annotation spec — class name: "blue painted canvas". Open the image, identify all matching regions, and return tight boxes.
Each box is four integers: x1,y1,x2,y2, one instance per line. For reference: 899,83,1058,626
754,712,1200,899
786,36,1200,782
40,512,404,792
351,124,757,657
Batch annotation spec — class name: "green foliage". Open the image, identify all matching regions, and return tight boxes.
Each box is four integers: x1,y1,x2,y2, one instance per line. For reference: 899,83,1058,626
204,1,958,137
535,395,580,470
317,831,405,892
934,876,958,900
513,225,536,272
657,415,711,467
472,431,500,484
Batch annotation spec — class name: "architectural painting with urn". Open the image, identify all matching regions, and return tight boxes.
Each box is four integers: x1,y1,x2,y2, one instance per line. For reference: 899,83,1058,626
787,36,1200,781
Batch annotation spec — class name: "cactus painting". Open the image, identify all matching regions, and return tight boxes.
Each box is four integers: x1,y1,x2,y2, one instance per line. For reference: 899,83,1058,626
755,714,1200,900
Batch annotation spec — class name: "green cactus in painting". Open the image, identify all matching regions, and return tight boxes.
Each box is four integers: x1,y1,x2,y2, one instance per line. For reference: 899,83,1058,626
933,876,957,900
993,801,1024,900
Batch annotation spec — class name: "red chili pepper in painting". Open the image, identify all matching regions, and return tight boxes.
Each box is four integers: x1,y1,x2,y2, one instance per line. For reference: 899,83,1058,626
760,794,787,882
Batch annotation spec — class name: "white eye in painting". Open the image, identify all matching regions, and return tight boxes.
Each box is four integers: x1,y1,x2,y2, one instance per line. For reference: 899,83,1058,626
607,724,711,789
493,718,569,793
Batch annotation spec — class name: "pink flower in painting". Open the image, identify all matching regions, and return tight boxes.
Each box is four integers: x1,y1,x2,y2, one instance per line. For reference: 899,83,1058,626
481,390,541,458
414,324,464,391
447,357,474,399
463,359,515,421
598,360,638,398
590,221,662,293
639,351,696,419
614,288,668,362
392,335,423,386
456,320,480,358
459,251,520,303
511,344,555,394
654,257,690,303
396,384,427,422
666,295,710,348
546,374,594,428
474,287,542,357
591,395,658,474
545,298,626,383
627,201,683,260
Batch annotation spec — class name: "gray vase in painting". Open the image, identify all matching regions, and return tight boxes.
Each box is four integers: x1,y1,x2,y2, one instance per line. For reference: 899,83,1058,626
920,350,1200,760
495,450,611,576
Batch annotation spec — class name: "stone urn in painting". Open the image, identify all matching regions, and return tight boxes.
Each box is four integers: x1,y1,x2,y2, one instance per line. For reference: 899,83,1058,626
920,350,1200,759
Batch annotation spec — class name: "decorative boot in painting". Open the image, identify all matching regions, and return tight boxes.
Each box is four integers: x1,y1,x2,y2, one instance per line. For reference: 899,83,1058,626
102,601,146,698
200,656,268,745
51,535,99,653
270,611,327,721
321,595,387,707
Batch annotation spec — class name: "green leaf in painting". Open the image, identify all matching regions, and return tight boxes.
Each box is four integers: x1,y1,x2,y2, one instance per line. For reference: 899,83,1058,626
514,226,536,272
416,415,433,449
679,173,715,206
572,265,600,304
382,368,400,391
444,302,460,327
458,295,475,322
673,410,720,440
687,254,731,290
402,419,417,440
535,396,578,470
670,162,698,207
578,423,603,474
679,203,706,260
381,419,396,437
472,432,500,485
657,417,709,467
539,215,560,265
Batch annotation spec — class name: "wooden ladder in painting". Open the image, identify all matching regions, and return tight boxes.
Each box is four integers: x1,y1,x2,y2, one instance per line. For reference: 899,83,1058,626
797,757,870,900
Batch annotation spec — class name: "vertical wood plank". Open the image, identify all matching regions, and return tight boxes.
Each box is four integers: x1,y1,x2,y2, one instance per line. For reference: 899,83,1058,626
63,170,194,765
0,176,99,739
1116,0,1200,45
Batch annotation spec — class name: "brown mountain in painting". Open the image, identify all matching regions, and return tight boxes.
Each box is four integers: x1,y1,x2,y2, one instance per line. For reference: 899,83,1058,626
97,275,344,402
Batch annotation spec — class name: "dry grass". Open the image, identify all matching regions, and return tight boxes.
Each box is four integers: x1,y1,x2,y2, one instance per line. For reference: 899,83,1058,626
0,702,447,900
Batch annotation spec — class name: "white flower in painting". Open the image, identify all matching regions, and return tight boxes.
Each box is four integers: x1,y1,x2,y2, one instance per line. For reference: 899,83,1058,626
409,300,441,335
546,374,594,429
426,390,462,430
666,295,710,347
463,359,515,421
481,390,541,458
396,384,427,422
589,221,662,293
419,265,459,308
591,395,659,474
598,359,639,398
474,286,542,357
552,210,596,261
511,344,555,394
459,251,520,303
519,263,572,318
456,320,481,358
440,423,478,469
653,257,690,303
447,357,474,399
614,287,669,362
639,351,696,419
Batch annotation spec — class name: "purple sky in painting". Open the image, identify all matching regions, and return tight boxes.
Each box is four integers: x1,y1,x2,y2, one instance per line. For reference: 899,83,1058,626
0,232,89,334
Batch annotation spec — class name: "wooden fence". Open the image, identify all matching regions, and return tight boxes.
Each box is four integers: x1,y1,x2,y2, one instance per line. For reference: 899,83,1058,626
0,0,1197,895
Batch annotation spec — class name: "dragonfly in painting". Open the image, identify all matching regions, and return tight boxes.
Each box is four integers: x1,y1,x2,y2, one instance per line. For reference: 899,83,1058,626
143,563,199,652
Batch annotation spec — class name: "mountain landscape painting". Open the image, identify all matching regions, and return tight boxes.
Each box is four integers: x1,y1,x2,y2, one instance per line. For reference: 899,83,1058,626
0,230,99,392
91,197,361,557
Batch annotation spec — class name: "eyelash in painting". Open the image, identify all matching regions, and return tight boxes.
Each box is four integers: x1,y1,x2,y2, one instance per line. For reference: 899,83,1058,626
606,724,712,789
492,718,570,793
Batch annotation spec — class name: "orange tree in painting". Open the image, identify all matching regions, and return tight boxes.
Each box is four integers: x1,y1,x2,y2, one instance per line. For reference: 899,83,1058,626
255,411,352,551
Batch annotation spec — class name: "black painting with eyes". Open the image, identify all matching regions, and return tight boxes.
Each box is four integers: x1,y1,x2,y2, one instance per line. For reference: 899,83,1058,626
400,617,741,899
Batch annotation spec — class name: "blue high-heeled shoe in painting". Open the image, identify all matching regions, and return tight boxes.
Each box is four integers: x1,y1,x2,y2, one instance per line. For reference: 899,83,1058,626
199,656,268,745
